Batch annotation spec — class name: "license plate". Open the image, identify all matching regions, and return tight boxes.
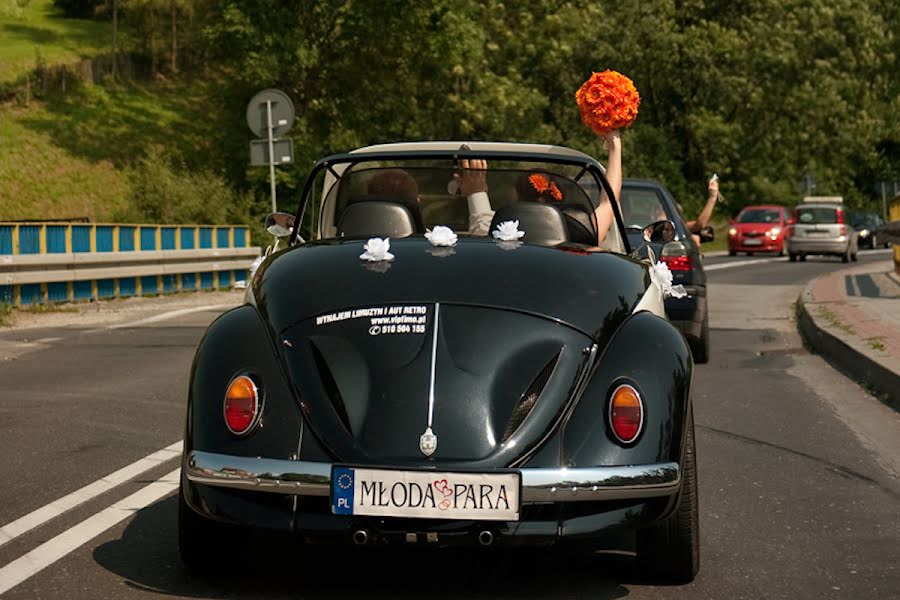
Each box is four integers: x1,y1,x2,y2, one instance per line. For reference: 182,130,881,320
331,467,520,521
807,230,829,236
743,239,762,246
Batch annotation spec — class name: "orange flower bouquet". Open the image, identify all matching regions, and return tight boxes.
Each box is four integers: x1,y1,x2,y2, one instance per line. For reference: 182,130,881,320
575,70,641,136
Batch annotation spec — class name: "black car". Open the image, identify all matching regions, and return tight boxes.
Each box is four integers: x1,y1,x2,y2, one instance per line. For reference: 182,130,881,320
180,142,699,583
848,211,889,249
620,179,709,364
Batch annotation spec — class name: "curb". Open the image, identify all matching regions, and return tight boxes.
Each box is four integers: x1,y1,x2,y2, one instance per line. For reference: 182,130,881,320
796,279,899,412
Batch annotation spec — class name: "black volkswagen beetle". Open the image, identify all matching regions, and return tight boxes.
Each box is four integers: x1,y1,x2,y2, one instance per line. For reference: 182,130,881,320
180,142,699,583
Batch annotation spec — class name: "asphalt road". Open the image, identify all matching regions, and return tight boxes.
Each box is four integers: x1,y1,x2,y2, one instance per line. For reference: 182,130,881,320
0,249,898,599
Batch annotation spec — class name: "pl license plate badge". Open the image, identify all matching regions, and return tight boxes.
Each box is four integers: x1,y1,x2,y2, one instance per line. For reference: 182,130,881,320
331,467,520,521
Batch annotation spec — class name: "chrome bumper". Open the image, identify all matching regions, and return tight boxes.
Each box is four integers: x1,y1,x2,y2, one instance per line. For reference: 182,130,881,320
185,451,680,503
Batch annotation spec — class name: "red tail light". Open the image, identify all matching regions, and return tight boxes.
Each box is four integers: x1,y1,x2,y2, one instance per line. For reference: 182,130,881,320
835,208,844,224
609,384,643,444
661,255,692,271
224,375,260,435
839,225,846,236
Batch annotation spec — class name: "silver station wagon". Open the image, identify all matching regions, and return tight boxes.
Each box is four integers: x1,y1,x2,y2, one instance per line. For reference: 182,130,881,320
786,197,859,263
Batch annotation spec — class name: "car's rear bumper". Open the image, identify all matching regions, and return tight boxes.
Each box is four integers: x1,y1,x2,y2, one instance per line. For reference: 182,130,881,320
185,450,680,502
183,451,682,544
665,285,705,341
786,239,847,254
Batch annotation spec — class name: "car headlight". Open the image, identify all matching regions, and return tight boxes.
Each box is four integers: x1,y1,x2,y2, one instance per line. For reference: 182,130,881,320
728,227,737,236
859,229,870,238
768,227,781,235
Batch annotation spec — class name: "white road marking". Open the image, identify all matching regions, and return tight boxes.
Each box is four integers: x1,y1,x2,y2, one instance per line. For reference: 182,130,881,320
703,257,786,271
0,441,182,548
0,468,180,595
103,304,232,330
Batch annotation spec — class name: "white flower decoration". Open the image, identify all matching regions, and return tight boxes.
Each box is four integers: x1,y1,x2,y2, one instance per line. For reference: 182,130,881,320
360,237,394,262
492,220,525,242
649,261,688,299
425,225,458,247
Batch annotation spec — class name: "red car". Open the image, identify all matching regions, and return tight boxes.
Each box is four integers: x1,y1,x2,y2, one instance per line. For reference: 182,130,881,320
728,205,788,256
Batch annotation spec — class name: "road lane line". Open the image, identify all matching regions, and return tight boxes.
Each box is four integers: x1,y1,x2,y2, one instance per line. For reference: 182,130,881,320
0,468,180,595
704,257,786,271
103,304,233,330
0,441,182,548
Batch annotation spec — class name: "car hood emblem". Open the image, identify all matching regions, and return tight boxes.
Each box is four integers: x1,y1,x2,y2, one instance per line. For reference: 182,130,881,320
419,427,437,457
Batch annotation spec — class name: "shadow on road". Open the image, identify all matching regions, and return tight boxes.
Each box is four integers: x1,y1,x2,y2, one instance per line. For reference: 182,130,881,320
93,496,645,599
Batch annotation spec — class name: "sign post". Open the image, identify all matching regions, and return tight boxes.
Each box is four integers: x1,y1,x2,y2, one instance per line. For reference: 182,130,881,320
246,89,295,214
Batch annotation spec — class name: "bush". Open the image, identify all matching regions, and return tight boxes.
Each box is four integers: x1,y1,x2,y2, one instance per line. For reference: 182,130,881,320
53,0,102,18
118,146,257,227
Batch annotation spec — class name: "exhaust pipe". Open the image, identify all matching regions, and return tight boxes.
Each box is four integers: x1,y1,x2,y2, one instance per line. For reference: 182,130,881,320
478,530,494,546
353,529,369,545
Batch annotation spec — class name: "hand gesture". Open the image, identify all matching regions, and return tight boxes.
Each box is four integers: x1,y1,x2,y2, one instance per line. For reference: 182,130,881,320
600,128,622,152
454,158,488,196
707,176,719,200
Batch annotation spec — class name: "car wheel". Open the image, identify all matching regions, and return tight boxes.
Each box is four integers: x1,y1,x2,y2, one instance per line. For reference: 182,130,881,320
842,247,850,263
728,250,736,257
178,482,245,575
690,317,710,364
788,253,797,262
637,411,699,583
776,248,784,257
851,252,858,262
747,252,754,256
799,254,806,262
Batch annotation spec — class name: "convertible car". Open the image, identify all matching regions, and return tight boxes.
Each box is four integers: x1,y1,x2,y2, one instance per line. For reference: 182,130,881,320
180,142,699,583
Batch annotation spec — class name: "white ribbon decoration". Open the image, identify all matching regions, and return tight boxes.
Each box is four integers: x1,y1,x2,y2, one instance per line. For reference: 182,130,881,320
492,220,525,242
425,225,458,247
649,260,688,298
360,237,395,262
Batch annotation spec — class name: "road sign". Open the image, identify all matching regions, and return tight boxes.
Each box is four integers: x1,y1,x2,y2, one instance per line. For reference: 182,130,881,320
250,139,294,166
246,89,294,138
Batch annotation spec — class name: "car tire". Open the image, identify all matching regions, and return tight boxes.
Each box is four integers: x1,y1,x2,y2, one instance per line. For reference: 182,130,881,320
842,247,850,263
178,482,245,575
776,248,784,257
799,254,806,262
636,411,699,583
747,252,754,257
788,253,797,262
690,318,710,364
851,252,858,262
728,250,736,257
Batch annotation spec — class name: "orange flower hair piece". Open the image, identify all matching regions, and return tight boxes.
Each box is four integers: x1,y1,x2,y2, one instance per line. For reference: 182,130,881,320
575,70,641,136
528,174,550,193
528,173,564,202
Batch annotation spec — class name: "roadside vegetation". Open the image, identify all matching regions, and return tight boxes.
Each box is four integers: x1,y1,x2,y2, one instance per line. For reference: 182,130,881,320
0,0,897,234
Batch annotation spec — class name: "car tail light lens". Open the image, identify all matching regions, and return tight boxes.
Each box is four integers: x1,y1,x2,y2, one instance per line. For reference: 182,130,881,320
224,375,260,435
661,241,692,271
662,255,692,271
835,208,844,224
609,384,643,444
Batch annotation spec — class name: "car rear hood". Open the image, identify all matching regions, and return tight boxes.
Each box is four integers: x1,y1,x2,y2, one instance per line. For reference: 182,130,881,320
280,304,594,467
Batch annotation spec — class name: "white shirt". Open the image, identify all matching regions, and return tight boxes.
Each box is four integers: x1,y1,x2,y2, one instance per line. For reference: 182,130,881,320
467,191,494,236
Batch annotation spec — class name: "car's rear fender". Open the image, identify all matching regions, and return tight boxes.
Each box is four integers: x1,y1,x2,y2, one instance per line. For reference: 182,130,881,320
186,304,303,460
555,311,693,468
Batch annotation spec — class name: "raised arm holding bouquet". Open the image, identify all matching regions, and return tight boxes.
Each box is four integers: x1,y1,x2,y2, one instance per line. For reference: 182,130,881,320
575,70,640,245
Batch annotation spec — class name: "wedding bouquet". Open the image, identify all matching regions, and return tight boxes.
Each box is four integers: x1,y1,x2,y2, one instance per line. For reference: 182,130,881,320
575,70,641,136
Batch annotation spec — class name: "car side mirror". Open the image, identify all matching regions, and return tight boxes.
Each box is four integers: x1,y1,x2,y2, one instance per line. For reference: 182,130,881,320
265,212,296,238
698,226,715,243
642,220,676,244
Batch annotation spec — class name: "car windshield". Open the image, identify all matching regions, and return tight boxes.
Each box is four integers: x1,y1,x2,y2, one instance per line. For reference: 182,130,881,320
796,207,839,224
310,157,625,251
737,209,780,223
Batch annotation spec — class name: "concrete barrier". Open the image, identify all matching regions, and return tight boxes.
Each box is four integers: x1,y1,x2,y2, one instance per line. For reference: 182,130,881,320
0,222,260,306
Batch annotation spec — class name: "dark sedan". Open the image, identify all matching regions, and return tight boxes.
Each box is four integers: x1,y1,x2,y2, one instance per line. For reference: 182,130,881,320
620,179,709,363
